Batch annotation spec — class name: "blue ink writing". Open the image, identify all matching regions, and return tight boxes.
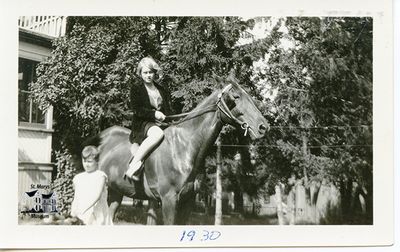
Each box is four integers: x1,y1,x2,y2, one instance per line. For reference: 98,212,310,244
179,230,221,242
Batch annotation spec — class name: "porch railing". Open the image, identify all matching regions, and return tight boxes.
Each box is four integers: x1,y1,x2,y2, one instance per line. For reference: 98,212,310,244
18,16,66,37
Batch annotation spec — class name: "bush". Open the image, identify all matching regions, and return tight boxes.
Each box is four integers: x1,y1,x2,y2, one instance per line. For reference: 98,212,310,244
51,146,79,216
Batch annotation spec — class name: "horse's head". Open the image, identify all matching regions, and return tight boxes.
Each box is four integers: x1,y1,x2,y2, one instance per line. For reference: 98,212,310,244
217,75,268,140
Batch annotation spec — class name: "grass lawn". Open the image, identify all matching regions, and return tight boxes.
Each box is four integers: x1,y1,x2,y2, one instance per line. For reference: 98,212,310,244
114,205,278,225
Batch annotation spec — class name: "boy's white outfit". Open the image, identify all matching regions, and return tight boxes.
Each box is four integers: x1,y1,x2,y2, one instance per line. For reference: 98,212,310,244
71,170,113,225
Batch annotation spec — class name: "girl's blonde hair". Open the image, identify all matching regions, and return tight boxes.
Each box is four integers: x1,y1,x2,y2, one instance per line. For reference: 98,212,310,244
136,57,162,81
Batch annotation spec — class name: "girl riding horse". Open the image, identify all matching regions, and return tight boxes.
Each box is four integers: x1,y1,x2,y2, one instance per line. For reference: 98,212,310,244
124,57,172,180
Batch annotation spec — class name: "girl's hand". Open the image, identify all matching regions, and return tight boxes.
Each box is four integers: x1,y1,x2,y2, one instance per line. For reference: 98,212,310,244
155,111,166,121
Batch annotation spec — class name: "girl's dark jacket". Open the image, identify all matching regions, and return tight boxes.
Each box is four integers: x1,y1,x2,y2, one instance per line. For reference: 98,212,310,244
129,78,172,144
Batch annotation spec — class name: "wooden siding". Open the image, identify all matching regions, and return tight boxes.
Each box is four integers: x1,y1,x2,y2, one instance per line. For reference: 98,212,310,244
18,128,52,163
18,128,54,205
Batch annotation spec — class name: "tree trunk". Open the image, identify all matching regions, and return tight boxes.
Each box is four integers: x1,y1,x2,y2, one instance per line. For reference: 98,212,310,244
295,183,308,223
204,194,213,215
214,137,223,225
234,190,243,213
287,188,296,225
301,133,310,201
301,133,315,223
309,180,320,223
316,180,330,224
275,183,285,225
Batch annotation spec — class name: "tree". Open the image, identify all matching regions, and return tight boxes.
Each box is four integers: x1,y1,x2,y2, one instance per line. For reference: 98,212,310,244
243,17,372,223
161,16,252,112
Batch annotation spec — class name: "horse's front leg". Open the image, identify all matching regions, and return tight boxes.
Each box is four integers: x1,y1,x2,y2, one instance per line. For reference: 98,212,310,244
161,190,178,225
146,200,158,225
107,187,123,221
176,181,196,225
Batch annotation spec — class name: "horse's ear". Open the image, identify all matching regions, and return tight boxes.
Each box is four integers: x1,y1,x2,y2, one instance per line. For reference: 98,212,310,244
226,71,241,90
224,71,241,100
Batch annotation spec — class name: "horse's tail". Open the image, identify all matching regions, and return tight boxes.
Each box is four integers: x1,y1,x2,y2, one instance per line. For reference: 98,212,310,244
82,126,131,150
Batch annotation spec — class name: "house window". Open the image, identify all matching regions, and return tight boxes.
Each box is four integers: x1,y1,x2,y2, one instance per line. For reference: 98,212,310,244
35,197,42,204
18,58,46,128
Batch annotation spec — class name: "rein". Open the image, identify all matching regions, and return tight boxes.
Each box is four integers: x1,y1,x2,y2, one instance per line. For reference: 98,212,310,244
162,84,251,136
164,104,218,126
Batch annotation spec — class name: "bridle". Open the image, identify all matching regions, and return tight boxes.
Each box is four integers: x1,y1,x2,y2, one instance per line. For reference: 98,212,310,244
216,84,251,136
165,84,251,137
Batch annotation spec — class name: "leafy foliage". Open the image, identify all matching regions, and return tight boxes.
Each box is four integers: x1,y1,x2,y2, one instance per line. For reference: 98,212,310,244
161,17,251,112
51,146,79,215
241,17,372,220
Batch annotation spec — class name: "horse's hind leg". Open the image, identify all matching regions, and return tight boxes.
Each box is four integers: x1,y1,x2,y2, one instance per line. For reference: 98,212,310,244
176,195,195,225
108,187,123,221
161,191,178,225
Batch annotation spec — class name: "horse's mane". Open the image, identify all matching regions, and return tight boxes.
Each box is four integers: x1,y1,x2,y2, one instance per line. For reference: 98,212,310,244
166,86,224,129
190,77,229,112
192,89,219,111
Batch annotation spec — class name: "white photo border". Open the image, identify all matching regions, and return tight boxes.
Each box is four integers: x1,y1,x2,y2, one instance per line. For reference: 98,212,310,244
0,0,394,249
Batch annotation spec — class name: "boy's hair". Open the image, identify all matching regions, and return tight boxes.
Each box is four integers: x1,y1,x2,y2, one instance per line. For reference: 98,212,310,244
81,145,99,161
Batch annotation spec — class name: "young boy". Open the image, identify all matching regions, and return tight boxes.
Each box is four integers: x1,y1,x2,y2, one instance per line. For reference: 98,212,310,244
70,146,112,225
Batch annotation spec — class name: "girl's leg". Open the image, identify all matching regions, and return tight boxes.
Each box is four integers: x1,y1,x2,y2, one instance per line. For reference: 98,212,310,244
129,143,139,159
125,126,164,179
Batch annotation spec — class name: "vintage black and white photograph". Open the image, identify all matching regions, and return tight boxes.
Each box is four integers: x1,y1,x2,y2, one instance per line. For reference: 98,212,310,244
17,15,373,226
0,0,395,249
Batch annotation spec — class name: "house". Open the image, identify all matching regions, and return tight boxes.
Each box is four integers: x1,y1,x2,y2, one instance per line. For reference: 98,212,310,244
22,190,58,213
18,16,66,204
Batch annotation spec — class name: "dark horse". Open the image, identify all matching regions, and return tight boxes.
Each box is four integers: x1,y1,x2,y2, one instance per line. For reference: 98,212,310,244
94,75,268,224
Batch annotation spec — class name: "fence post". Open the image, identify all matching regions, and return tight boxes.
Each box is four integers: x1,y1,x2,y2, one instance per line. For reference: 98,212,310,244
215,137,222,225
275,183,285,225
